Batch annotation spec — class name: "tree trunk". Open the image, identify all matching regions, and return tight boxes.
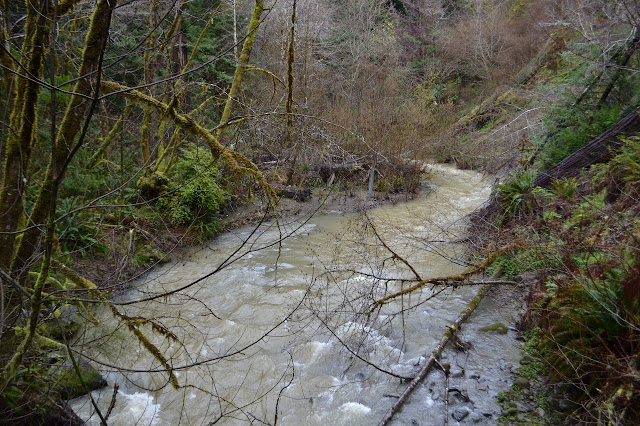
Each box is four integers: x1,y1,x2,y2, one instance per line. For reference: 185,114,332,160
139,0,159,166
534,108,640,188
0,1,50,270
215,0,264,145
598,26,639,107
11,0,117,281
0,0,15,155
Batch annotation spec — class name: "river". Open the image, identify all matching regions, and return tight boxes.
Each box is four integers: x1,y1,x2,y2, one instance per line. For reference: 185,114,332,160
71,164,523,425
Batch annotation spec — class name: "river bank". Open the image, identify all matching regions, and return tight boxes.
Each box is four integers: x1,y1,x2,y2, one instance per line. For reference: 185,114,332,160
70,178,422,295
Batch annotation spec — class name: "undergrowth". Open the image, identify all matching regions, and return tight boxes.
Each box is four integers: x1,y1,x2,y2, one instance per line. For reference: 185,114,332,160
490,135,640,423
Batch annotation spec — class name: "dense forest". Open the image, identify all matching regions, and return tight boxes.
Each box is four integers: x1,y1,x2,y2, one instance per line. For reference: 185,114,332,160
0,0,639,424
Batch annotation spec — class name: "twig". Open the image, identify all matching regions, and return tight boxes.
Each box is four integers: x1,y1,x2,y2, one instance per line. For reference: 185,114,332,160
0,269,30,298
442,361,450,426
274,354,295,426
371,243,522,310
365,211,422,281
105,383,119,421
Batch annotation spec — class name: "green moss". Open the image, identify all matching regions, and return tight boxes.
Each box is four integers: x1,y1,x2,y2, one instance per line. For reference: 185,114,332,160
479,323,509,334
137,171,170,200
48,358,106,399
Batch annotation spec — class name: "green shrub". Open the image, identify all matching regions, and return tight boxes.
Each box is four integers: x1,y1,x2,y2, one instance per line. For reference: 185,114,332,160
159,144,228,227
608,135,640,185
55,197,107,253
496,169,545,218
488,246,561,278
563,190,606,229
550,177,578,201
541,265,640,421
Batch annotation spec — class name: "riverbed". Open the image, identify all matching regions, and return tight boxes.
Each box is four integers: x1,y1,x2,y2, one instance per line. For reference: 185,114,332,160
71,164,524,425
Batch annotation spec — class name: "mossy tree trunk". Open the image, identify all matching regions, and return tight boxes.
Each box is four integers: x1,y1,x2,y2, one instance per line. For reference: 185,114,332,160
0,0,15,152
285,0,298,185
11,0,116,283
215,0,264,145
139,0,159,167
0,1,51,270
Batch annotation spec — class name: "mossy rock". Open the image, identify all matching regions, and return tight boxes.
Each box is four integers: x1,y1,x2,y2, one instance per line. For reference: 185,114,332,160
132,244,168,266
513,377,531,390
48,357,107,399
479,323,509,334
137,172,170,199
39,305,82,341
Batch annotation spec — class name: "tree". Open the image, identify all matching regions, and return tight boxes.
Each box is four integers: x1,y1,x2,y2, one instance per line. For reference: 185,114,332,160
0,0,277,422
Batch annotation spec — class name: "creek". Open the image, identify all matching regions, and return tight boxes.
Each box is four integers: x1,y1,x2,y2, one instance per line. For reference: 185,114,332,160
71,164,523,425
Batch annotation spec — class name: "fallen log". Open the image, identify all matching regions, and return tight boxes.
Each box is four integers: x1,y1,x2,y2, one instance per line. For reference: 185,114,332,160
511,35,563,87
453,90,516,132
533,108,640,187
378,282,493,426
273,184,312,202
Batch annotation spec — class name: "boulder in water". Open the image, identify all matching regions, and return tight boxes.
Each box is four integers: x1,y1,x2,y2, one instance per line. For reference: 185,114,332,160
48,357,107,399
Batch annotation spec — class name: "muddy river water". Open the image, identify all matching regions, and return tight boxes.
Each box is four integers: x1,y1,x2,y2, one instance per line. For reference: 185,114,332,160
71,164,523,425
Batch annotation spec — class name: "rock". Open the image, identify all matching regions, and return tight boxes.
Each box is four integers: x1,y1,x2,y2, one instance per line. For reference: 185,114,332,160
451,368,465,378
513,377,530,389
503,406,518,416
479,323,508,334
516,402,531,413
537,408,546,417
43,404,85,426
48,357,107,399
482,411,494,418
449,388,471,403
452,407,470,422
558,398,576,412
40,305,82,340
469,372,480,380
273,184,312,202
